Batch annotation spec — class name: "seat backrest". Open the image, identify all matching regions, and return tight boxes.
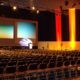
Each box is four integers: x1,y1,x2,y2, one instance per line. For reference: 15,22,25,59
6,66,16,73
28,63,38,70
64,61,70,66
39,63,48,69
18,65,27,72
56,61,63,67
48,62,55,68
0,67,4,74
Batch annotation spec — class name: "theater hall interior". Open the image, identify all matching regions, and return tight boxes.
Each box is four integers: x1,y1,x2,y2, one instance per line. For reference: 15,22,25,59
0,0,80,80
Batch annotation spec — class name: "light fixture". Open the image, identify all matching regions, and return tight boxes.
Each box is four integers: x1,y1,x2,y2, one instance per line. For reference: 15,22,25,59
12,6,17,11
37,10,39,14
0,2,4,5
31,6,36,10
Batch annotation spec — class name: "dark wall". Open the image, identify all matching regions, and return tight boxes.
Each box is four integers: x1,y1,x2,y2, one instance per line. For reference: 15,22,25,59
62,12,69,41
38,11,56,41
76,9,80,41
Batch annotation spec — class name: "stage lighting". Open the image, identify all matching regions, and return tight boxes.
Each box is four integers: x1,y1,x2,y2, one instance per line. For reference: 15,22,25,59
31,6,36,10
19,38,33,49
55,9,62,42
37,10,39,14
0,2,4,5
69,8,76,49
12,6,17,11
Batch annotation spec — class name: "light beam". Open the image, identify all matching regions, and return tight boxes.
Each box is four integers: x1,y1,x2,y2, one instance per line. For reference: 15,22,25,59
69,8,76,49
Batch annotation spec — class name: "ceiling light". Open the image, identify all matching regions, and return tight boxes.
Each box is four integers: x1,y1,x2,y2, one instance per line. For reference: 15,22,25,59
37,10,39,14
13,6,17,10
31,6,36,10
0,2,4,5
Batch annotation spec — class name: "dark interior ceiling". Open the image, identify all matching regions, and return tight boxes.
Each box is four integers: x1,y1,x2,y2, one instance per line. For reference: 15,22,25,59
0,0,80,11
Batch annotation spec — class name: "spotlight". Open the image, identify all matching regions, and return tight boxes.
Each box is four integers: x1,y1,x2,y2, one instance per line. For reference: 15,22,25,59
0,2,4,5
37,10,39,14
31,6,36,10
12,6,17,11
19,38,33,49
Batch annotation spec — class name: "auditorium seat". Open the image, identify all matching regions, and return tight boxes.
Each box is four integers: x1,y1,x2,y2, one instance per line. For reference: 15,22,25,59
78,53,80,56
28,76,37,80
1,59,9,63
17,78,27,80
16,74,26,80
48,71,55,80
57,57,63,61
70,60,76,66
26,72,38,80
0,77,3,80
0,49,80,80
6,66,16,73
38,72,46,80
75,54,78,57
0,67,4,74
64,61,70,66
18,65,27,72
76,67,80,77
63,68,70,79
4,76,15,80
70,68,76,78
56,61,63,67
42,59,50,63
39,63,48,69
68,57,73,61
35,60,42,63
28,63,38,70
63,57,68,61
56,69,63,79
17,61,26,66
8,62,16,66
50,59,56,63
0,62,7,67
74,57,78,60
48,62,55,68
77,60,80,65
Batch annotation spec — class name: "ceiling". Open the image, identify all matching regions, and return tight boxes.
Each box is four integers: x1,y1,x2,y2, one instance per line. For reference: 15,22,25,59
0,0,80,11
